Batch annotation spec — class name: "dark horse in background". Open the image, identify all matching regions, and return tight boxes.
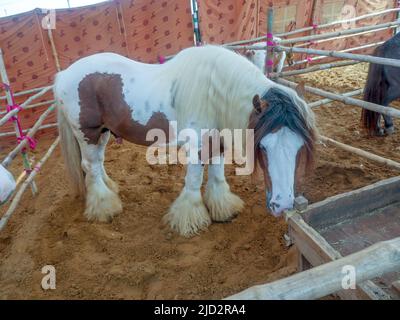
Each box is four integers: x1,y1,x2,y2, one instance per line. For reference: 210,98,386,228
362,32,400,136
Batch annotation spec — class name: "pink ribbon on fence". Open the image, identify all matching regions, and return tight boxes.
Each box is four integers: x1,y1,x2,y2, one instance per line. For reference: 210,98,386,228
158,55,166,64
2,82,37,150
17,135,37,150
6,103,22,122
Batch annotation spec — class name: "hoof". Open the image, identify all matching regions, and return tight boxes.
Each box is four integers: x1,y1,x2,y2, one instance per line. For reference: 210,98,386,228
85,184,122,222
164,191,211,237
376,127,385,136
204,182,244,222
385,126,395,135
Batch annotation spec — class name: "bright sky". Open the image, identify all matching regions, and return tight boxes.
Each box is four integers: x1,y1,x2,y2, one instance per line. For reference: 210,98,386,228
0,0,108,17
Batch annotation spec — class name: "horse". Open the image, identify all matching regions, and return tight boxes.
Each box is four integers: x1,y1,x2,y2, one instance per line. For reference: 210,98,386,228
362,32,400,136
243,39,287,73
55,45,317,237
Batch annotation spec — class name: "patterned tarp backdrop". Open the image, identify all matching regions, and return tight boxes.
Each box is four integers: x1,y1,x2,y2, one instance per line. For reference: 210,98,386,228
0,0,398,149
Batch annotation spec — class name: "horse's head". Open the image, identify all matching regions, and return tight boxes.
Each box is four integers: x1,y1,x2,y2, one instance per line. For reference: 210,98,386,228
250,86,316,216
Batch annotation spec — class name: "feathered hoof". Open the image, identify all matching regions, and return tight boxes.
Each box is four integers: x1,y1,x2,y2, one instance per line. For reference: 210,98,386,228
385,126,395,136
376,127,385,136
204,182,244,222
164,191,211,237
84,186,122,222
104,176,119,194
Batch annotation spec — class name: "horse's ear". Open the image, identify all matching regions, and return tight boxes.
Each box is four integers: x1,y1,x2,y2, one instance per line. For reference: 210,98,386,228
295,82,306,99
253,94,262,114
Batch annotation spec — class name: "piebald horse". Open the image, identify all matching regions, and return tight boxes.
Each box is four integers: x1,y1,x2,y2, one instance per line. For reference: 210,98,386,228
55,45,317,236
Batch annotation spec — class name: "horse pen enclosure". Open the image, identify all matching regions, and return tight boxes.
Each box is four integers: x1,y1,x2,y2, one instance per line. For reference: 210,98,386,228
1,0,400,300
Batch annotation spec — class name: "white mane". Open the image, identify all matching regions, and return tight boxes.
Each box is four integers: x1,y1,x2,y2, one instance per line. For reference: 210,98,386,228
164,45,270,130
163,45,315,133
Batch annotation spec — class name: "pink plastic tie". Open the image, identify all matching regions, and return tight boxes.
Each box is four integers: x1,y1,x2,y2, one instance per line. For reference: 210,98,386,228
158,55,166,64
18,135,37,150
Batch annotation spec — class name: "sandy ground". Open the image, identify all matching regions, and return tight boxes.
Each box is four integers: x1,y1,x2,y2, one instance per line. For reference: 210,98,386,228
0,63,399,299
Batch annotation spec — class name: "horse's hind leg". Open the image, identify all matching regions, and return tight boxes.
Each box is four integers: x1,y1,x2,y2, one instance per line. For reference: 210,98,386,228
382,86,398,135
80,132,122,222
164,162,211,237
204,156,244,222
98,130,119,193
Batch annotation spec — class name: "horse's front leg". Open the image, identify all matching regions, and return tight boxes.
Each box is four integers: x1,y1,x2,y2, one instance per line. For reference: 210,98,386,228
204,156,244,222
164,160,211,237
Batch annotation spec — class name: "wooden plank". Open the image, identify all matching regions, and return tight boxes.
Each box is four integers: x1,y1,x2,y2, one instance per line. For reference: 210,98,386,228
275,45,400,68
287,212,391,300
226,237,400,300
222,8,400,46
279,20,400,46
302,176,400,229
275,78,400,119
320,135,400,171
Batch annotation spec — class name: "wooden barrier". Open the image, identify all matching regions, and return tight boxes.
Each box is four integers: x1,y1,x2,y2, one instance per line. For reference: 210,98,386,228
0,85,53,127
0,99,55,115
285,42,384,68
222,7,400,47
0,137,59,232
0,49,38,194
265,6,274,76
295,25,398,48
0,123,57,138
2,104,56,168
279,20,400,46
319,135,400,171
270,60,359,78
275,45,400,68
309,89,363,108
0,84,51,101
275,78,400,118
226,237,400,300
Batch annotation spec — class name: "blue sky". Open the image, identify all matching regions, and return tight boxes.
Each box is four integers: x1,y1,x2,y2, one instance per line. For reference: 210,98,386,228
0,0,107,17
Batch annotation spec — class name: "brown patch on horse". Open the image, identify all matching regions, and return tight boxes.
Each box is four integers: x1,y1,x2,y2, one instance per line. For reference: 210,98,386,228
78,72,171,145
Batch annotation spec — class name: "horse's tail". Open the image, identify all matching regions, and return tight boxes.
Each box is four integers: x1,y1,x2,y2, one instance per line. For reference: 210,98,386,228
55,84,86,197
361,45,387,135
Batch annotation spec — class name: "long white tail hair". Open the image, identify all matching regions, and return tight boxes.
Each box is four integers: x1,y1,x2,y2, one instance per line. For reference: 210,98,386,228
56,88,86,196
